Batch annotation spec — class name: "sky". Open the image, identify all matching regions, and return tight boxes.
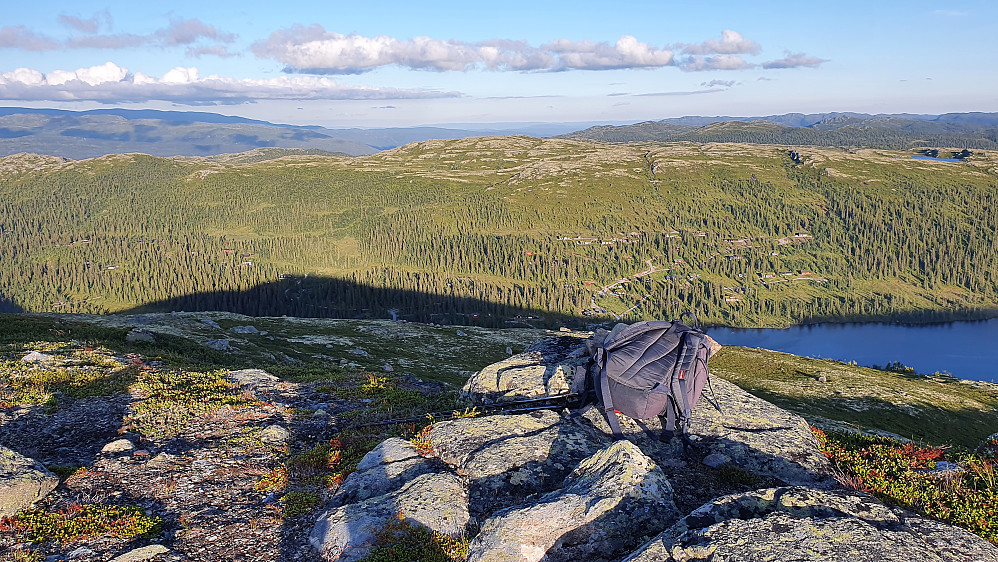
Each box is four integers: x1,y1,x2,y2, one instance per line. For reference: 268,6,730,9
0,0,995,128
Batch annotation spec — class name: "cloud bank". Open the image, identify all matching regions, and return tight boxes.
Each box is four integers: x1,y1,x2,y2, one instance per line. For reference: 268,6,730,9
252,26,712,73
0,62,458,103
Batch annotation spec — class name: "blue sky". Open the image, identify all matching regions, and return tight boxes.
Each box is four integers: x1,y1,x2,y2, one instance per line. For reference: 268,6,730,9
1,0,994,127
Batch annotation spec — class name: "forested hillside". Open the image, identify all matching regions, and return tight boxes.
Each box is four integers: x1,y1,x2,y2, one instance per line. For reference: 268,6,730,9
1,138,996,327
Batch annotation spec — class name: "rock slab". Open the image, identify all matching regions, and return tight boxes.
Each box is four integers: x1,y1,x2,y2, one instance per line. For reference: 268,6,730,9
623,486,998,562
0,445,59,517
467,440,681,562
310,472,470,562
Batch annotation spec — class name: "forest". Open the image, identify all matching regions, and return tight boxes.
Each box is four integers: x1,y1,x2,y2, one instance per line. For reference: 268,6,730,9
0,138,996,328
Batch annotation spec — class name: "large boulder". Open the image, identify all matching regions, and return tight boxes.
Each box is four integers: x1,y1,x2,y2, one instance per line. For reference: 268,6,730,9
0,445,59,517
310,472,470,562
467,440,681,562
463,334,833,488
461,335,590,402
428,410,608,514
623,486,998,562
578,376,833,488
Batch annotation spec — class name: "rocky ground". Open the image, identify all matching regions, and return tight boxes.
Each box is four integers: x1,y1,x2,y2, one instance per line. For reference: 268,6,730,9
2,314,997,561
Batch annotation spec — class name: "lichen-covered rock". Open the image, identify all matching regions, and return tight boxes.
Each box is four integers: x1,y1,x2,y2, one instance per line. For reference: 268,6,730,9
428,410,607,514
108,544,171,562
226,368,279,390
125,328,156,343
331,437,443,505
259,424,290,446
0,445,59,517
100,438,135,454
622,486,998,562
310,472,470,562
461,335,589,403
467,440,681,562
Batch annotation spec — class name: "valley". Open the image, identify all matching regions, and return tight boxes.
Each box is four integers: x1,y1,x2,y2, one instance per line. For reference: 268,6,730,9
1,138,996,329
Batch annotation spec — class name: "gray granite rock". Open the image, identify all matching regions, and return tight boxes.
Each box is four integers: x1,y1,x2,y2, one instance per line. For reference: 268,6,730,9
259,425,290,446
310,472,469,562
428,410,607,514
226,368,279,390
100,438,135,454
126,328,156,343
0,445,59,517
332,438,442,506
467,440,681,562
204,339,234,351
623,486,998,562
108,545,171,562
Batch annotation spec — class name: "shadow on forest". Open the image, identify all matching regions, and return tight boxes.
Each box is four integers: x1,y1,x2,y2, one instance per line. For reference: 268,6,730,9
118,275,593,329
0,293,23,313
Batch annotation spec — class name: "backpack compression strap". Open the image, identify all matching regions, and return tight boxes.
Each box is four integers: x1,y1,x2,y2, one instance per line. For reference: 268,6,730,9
593,347,624,438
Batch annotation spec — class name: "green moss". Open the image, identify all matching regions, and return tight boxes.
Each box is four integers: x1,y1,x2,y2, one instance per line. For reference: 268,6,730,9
10,504,161,544
129,368,246,438
280,491,319,518
358,514,468,562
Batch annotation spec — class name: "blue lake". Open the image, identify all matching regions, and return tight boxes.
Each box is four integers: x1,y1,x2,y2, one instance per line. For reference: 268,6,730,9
708,319,998,383
911,156,962,162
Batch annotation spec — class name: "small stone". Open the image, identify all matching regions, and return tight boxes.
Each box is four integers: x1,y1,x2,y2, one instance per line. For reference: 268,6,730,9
133,450,150,457
456,330,468,337
703,452,732,468
260,424,291,445
200,317,221,329
204,339,235,351
559,326,571,332
230,325,260,334
506,347,513,355
382,363,394,372
21,351,55,365
313,410,328,418
101,439,135,454
67,546,95,559
147,452,175,469
126,328,155,343
349,348,370,357
109,545,170,562
818,375,827,383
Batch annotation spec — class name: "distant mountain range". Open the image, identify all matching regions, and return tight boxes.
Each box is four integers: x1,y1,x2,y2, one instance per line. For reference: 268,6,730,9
2,107,997,159
0,107,623,159
559,112,998,149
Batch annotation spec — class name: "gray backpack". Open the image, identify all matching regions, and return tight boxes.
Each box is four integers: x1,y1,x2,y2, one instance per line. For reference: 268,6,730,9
580,317,716,445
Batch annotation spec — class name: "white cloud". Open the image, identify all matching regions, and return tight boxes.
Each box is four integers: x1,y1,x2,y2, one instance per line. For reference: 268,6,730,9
253,26,675,72
761,52,827,69
679,30,761,55
0,63,459,103
543,35,674,70
700,79,736,87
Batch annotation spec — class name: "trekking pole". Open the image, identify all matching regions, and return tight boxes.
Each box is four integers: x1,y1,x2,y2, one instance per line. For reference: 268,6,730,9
347,392,588,430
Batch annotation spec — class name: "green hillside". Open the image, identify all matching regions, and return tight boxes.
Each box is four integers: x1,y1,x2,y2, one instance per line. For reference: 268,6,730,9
1,138,997,327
